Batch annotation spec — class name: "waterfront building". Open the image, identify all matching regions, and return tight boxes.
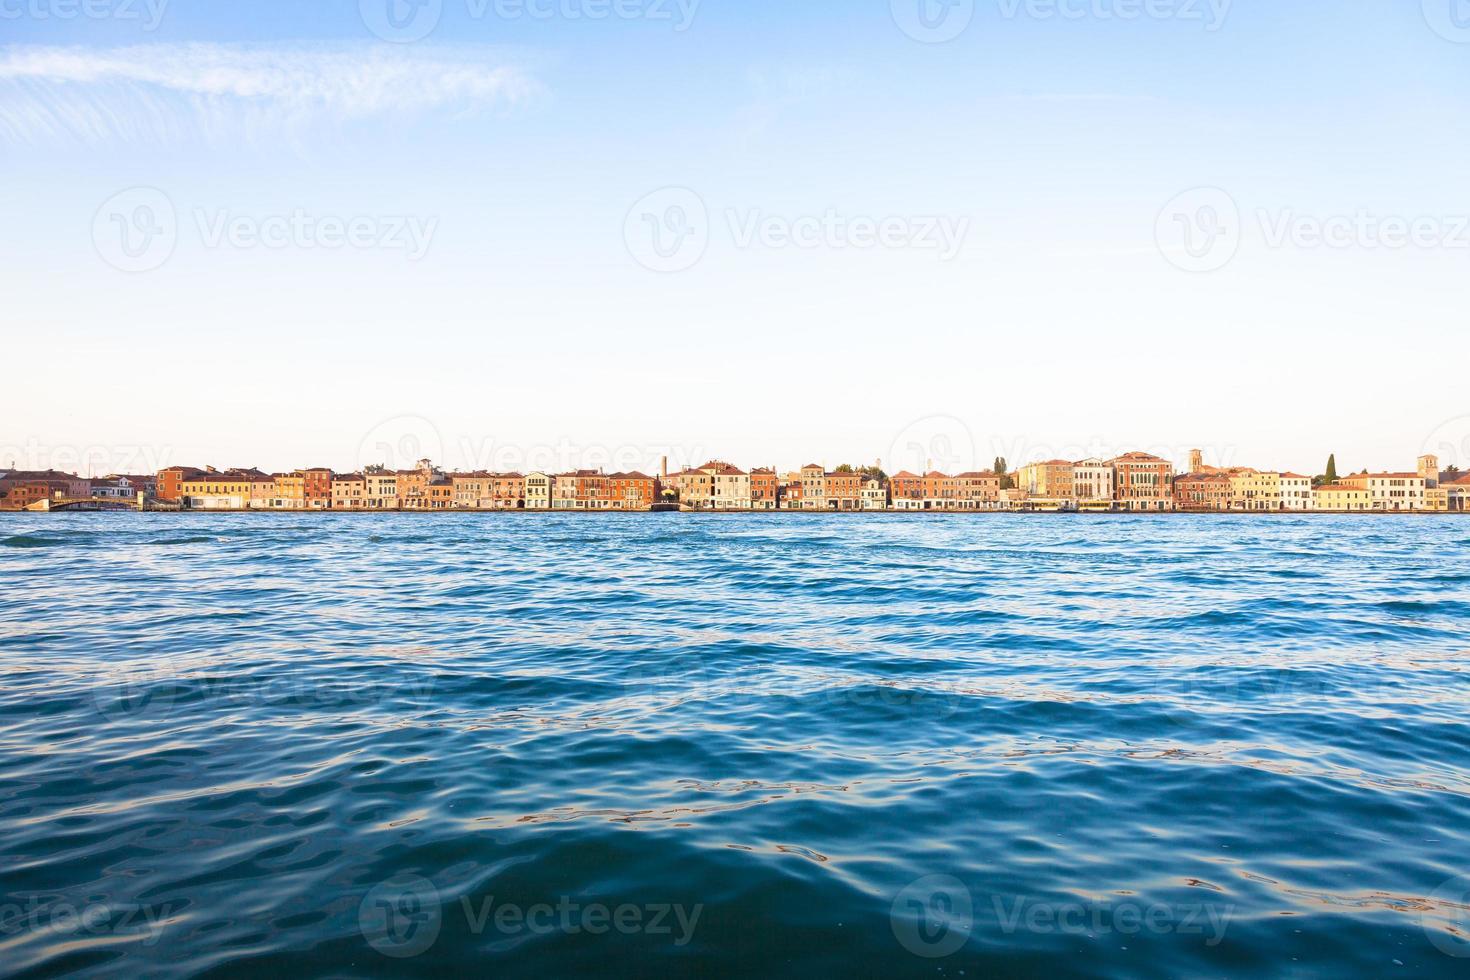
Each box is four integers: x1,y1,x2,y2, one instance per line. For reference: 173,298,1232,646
862,477,888,510
1280,474,1313,511
301,468,333,509
155,466,206,502
1018,460,1075,501
2,478,74,510
492,473,527,509
332,473,368,509
1,469,91,501
271,473,305,509
182,469,271,510
1338,471,1427,511
1174,473,1232,511
396,467,431,509
779,473,803,510
363,470,400,509
451,472,493,508
750,468,779,510
1073,459,1115,507
525,472,553,510
1229,471,1279,511
799,464,826,510
554,470,612,510
1443,472,1470,512
1314,483,1372,512
1110,452,1175,511
704,461,752,510
889,471,924,510
825,470,863,511
954,472,1001,510
922,471,959,511
608,472,657,510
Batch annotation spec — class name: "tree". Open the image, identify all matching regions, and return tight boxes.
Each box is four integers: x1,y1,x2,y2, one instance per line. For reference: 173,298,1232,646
834,464,855,473
1325,454,1338,482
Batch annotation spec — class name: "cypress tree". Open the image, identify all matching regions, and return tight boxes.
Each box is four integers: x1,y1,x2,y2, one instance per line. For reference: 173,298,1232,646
1325,454,1338,483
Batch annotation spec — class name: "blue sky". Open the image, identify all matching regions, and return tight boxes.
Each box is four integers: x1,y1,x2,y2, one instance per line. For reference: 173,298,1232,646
3,1,1469,477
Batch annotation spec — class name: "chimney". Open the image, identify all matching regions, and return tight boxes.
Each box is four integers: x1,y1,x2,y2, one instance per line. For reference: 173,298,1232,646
661,455,668,479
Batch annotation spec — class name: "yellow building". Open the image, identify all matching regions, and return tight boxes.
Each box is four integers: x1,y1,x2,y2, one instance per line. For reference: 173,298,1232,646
1017,460,1075,500
1314,484,1372,512
271,473,305,509
1229,471,1280,511
1339,472,1426,511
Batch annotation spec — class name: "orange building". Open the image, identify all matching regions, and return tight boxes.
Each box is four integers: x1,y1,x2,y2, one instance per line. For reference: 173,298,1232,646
156,466,207,502
608,472,657,510
825,470,863,510
889,471,924,510
750,468,778,510
922,471,959,510
301,468,333,509
955,471,1001,510
1110,452,1175,511
1174,473,1231,511
554,470,613,510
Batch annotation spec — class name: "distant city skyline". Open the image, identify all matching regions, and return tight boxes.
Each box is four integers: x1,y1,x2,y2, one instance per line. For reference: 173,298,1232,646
3,1,1468,474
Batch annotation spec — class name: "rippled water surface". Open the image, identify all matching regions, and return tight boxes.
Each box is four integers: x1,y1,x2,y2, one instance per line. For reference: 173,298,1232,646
2,513,1469,977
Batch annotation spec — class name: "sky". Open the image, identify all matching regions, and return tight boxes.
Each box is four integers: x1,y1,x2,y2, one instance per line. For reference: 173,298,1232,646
2,0,1468,478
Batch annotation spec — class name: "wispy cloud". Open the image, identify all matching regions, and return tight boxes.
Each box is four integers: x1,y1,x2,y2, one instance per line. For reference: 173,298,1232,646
0,43,541,145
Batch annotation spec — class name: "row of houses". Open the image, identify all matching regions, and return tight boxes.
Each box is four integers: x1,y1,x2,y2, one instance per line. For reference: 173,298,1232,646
6,450,1468,513
149,462,661,512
